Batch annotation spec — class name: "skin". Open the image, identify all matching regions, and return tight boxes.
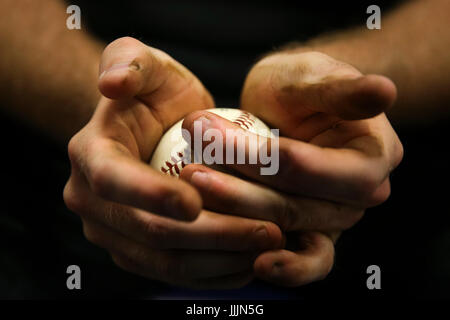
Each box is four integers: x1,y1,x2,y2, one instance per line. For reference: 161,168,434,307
0,0,102,142
288,0,450,126
64,37,284,289
180,53,403,285
1,0,448,289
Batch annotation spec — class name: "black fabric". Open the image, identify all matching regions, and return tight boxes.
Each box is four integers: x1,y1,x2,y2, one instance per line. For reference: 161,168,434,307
77,0,401,106
2,0,449,299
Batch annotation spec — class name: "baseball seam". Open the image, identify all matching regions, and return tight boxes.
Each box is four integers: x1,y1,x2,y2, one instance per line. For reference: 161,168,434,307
160,151,187,176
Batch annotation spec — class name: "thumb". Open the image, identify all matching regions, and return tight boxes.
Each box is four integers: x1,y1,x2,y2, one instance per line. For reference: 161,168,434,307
98,37,193,100
277,73,397,120
242,52,397,121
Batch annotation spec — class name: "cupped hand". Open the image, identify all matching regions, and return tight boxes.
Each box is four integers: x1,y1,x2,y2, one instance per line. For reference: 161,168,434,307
63,37,283,289
180,51,403,286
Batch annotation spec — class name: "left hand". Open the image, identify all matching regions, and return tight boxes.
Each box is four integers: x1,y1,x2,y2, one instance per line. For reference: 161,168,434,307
180,51,404,286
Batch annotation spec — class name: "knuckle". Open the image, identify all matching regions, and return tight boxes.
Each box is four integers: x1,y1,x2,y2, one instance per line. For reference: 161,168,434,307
356,173,381,203
82,222,103,247
103,203,127,230
111,253,136,274
68,126,94,162
89,161,112,198
368,181,391,207
341,209,365,230
113,247,151,276
153,254,182,281
142,219,172,249
378,183,392,204
67,134,80,163
278,197,295,231
63,182,84,214
67,132,88,171
394,138,404,168
129,246,149,266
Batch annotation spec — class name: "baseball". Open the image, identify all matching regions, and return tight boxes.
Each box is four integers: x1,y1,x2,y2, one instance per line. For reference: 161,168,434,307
149,108,274,177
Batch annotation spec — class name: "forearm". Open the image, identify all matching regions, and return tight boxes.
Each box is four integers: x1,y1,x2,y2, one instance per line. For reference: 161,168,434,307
0,0,103,143
283,0,450,126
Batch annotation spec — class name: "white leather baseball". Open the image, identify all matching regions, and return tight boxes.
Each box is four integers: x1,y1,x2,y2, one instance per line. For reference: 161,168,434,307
149,108,273,177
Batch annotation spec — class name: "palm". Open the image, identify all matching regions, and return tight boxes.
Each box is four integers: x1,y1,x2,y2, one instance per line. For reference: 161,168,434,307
96,44,214,163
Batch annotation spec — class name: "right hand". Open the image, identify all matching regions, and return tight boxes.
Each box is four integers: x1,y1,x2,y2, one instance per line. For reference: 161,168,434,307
178,51,403,287
63,37,283,289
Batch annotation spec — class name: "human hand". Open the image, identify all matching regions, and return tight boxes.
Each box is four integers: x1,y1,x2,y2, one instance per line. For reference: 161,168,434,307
63,37,283,289
180,51,403,286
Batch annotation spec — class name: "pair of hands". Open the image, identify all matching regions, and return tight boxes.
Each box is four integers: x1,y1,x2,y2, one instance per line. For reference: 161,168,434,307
63,37,403,289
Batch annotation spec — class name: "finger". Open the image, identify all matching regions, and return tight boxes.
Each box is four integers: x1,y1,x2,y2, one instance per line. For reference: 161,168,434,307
180,164,364,232
64,173,283,251
182,111,391,206
68,135,202,221
254,232,335,287
83,219,256,283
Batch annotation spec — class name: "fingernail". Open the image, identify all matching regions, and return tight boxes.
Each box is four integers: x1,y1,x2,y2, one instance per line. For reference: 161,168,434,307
193,116,211,130
190,171,209,187
256,226,268,239
99,62,133,79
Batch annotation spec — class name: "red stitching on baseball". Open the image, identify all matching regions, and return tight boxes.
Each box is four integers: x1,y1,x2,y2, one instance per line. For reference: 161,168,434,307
160,152,186,176
232,111,255,130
